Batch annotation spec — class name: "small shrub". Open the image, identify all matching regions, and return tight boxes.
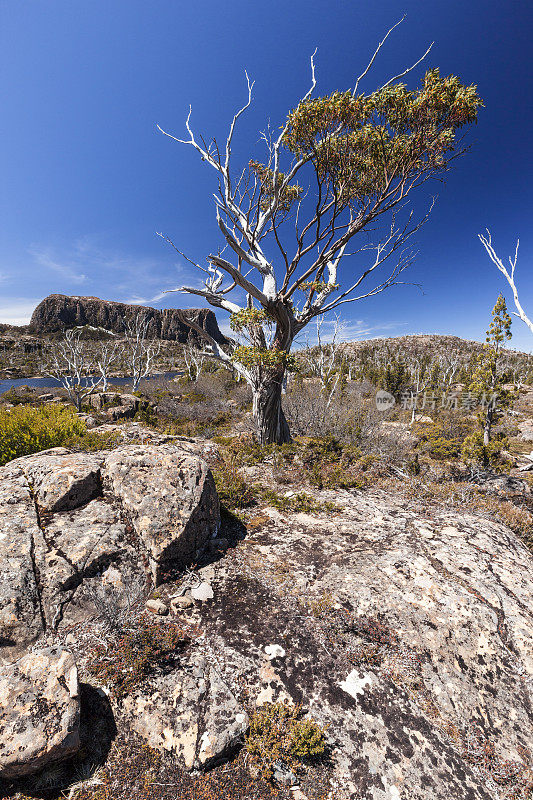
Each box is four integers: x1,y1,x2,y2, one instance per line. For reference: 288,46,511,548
461,429,510,470
87,619,189,698
0,403,86,465
258,487,341,515
245,702,326,780
1,386,36,405
213,458,256,510
417,416,473,460
63,429,121,452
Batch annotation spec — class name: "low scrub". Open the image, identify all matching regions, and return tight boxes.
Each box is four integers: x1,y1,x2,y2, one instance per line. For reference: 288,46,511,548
213,457,256,510
87,618,189,698
245,701,327,781
0,403,86,466
416,415,473,460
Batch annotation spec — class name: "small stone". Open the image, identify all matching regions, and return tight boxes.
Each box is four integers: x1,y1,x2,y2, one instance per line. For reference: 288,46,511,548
264,644,286,660
65,633,77,646
190,581,214,602
171,595,194,612
273,761,298,786
145,598,169,615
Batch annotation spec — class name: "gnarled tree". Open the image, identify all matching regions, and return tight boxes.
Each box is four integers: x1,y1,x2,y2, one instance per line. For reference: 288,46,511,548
158,20,482,444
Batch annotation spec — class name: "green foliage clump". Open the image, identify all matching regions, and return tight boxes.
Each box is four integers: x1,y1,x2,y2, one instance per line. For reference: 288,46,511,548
63,428,121,453
417,418,473,460
249,160,302,212
460,429,509,470
0,404,86,466
87,619,189,698
1,386,36,405
258,487,341,515
283,69,482,203
245,702,326,780
213,458,256,510
232,345,298,372
229,307,272,332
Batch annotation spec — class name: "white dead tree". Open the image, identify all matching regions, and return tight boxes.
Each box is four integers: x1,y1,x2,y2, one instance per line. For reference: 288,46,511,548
157,20,481,444
408,356,432,425
300,314,346,408
46,329,103,411
183,342,208,382
479,231,533,335
438,350,461,391
97,340,124,391
123,314,162,392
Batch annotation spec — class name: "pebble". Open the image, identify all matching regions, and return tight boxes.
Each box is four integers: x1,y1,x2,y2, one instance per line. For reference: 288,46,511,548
145,598,169,615
190,581,214,602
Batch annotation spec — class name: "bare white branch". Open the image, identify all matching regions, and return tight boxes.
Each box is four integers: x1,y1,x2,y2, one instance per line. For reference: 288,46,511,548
479,230,533,335
353,16,406,95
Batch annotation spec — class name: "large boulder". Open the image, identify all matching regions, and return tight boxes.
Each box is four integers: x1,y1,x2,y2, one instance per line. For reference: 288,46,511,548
102,445,219,584
0,647,80,779
0,445,220,657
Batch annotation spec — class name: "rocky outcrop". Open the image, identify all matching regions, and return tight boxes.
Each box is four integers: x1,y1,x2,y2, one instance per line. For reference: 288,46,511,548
1,440,533,798
156,489,533,799
0,647,80,779
89,391,151,420
0,445,220,657
122,654,248,770
28,294,227,343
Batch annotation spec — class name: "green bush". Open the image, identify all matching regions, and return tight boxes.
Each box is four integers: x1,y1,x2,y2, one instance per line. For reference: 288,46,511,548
245,702,326,780
0,404,86,466
258,487,341,515
213,457,256,510
460,429,509,470
417,417,473,460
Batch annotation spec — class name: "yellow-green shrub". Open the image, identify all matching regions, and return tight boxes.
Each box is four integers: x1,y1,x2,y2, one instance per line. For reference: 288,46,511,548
0,404,86,466
245,701,326,780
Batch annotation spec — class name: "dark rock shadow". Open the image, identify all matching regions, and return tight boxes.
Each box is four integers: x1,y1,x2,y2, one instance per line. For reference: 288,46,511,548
198,505,248,569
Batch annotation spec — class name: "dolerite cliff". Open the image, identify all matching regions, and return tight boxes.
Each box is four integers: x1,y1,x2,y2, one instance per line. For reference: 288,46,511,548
28,295,227,343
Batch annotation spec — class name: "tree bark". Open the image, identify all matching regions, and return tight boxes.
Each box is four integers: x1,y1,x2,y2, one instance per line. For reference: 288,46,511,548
253,372,291,445
483,406,493,447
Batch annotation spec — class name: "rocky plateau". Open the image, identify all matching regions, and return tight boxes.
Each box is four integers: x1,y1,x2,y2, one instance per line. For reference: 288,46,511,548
0,441,532,799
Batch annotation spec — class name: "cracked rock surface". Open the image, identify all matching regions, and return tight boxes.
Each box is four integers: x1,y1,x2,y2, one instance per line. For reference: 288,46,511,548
122,654,248,770
0,646,80,779
1,441,533,798
0,445,219,659
178,489,533,799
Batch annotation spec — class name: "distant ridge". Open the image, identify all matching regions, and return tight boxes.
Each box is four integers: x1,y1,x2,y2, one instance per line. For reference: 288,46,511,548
28,294,227,344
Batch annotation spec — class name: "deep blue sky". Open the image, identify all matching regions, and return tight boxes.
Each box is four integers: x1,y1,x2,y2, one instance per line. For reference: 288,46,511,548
1,0,532,348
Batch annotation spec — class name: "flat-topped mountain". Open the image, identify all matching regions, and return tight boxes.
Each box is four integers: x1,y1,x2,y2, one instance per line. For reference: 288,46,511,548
28,294,227,343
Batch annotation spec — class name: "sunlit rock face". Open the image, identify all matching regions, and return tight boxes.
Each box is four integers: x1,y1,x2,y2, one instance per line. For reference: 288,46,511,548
29,294,227,344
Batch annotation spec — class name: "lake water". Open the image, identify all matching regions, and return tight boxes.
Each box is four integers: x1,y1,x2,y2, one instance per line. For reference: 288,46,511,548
0,372,182,395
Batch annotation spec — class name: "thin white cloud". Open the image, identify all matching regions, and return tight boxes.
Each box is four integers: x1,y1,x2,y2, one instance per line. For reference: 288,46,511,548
0,299,41,326
297,318,407,347
29,246,88,284
28,237,187,303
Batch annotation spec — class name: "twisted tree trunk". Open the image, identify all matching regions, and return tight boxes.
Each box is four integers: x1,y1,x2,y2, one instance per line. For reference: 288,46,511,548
252,371,291,445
